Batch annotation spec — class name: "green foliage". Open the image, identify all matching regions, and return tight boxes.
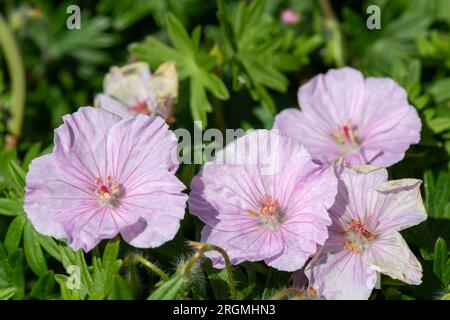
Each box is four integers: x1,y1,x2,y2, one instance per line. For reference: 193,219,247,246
424,170,450,220
132,13,229,126
433,238,450,286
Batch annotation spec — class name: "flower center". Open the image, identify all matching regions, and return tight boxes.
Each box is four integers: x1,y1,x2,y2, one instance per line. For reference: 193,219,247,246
247,195,285,230
94,176,123,208
343,219,376,254
129,99,150,115
332,120,362,155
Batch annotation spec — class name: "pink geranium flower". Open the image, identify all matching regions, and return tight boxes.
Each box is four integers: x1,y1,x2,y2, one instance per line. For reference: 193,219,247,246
274,67,421,167
281,9,300,24
95,62,178,122
188,130,337,272
25,107,187,252
304,163,427,299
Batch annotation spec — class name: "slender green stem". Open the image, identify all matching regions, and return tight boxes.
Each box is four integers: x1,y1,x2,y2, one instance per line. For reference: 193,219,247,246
0,13,26,146
318,0,334,20
186,241,237,300
270,288,305,300
184,243,210,274
318,0,345,67
133,255,170,282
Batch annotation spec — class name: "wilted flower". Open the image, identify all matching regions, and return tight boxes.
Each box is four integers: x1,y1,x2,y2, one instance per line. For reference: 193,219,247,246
274,67,421,167
188,130,337,272
25,107,187,252
95,61,178,123
304,164,427,299
281,9,300,24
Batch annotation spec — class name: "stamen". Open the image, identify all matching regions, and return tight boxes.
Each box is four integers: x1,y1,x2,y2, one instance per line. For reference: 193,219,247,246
247,194,285,230
343,218,376,254
344,241,360,254
94,175,123,207
332,119,361,147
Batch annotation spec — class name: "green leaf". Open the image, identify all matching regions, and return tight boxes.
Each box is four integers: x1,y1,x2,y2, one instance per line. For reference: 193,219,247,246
4,214,26,255
8,160,26,192
148,274,188,300
130,37,181,70
102,238,120,294
433,238,448,279
102,238,120,269
5,251,25,299
442,260,450,286
23,220,48,276
0,198,24,216
207,267,230,300
30,272,56,299
58,245,94,298
54,275,81,300
22,142,42,171
202,71,230,100
108,275,133,300
428,78,450,103
37,233,62,262
217,0,236,53
74,250,95,294
427,116,450,134
190,76,211,125
424,170,450,219
165,13,195,55
239,54,288,92
0,287,17,300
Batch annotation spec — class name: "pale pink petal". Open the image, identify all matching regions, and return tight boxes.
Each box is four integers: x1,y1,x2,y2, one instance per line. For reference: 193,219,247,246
365,232,422,284
299,67,366,125
95,94,132,118
370,179,427,233
274,109,340,165
305,248,376,300
264,165,337,271
104,63,153,107
264,227,320,272
25,154,81,239
214,129,303,175
200,226,277,268
189,164,267,231
274,68,421,167
275,68,366,165
107,114,179,183
328,164,388,226
53,107,121,182
358,78,421,166
120,169,187,248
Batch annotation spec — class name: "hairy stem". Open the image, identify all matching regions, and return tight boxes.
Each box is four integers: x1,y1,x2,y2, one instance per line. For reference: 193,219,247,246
133,254,170,282
187,241,237,300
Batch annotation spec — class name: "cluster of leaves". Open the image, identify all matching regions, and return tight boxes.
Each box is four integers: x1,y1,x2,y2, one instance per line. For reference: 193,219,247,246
0,0,449,300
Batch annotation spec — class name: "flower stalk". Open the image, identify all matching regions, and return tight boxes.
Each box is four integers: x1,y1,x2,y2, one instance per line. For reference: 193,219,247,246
0,13,25,147
187,241,237,300
133,254,170,282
